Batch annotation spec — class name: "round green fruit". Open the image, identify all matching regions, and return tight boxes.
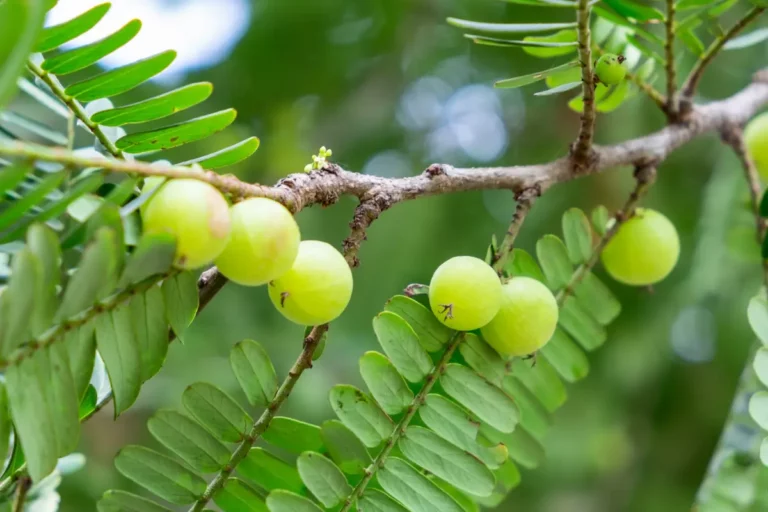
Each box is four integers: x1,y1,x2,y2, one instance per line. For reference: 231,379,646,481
428,256,502,331
595,54,626,85
215,198,300,286
745,112,768,180
480,277,558,357
142,179,231,270
268,240,353,325
139,176,166,217
601,208,680,286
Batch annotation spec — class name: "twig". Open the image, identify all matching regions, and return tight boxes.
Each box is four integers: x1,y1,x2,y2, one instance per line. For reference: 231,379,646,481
492,187,539,273
680,6,766,111
556,164,657,305
188,324,329,512
665,0,678,114
11,476,30,512
572,0,597,168
342,196,393,268
339,332,466,512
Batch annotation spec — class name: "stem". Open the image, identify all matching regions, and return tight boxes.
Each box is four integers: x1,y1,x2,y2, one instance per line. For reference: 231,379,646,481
339,332,466,511
342,197,392,268
556,165,656,305
187,325,329,512
680,7,766,105
665,0,677,114
492,188,539,273
11,477,30,512
572,0,596,167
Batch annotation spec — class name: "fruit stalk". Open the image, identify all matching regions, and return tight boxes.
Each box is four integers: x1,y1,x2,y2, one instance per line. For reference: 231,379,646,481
492,187,539,273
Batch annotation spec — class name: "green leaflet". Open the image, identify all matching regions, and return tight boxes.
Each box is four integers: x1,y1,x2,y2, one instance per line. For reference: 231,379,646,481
507,356,567,412
297,451,352,508
0,0,47,110
330,384,393,448
0,171,66,235
534,81,582,97
183,383,252,443
320,419,372,475
97,490,173,512
523,30,579,58
266,490,323,512
447,18,577,36
65,50,177,101
602,0,664,21
373,311,433,382
572,272,621,325
751,392,768,430
115,109,237,153
0,163,31,205
79,384,97,419
26,224,60,337
399,426,495,497
359,351,414,415
536,234,572,290
148,409,229,473
129,286,168,382
263,417,324,454
239,448,303,494
419,394,480,454
115,445,206,505
559,296,607,350
755,348,768,388
378,457,464,512
748,296,768,345
92,82,213,126
0,383,9,464
36,2,111,53
42,19,142,75
65,321,97,399
213,478,267,512
481,423,546,469
502,378,552,441
230,339,278,407
0,247,41,355
432,479,481,512
538,327,590,382
95,303,141,416
179,136,261,169
562,208,593,264
440,364,519,433
473,460,521,508
117,233,175,288
591,205,610,236
383,295,452,352
459,333,506,386
495,61,579,89
358,490,409,512
162,271,199,339
507,248,546,281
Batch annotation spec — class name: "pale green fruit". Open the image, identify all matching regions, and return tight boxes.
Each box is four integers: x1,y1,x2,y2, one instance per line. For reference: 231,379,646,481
601,208,680,286
480,277,558,357
595,54,626,85
139,176,166,217
745,112,768,180
215,198,300,286
268,240,353,325
142,179,231,270
428,256,502,331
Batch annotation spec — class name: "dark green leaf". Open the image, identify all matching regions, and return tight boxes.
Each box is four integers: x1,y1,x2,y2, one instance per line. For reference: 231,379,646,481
1,248,41,354
495,61,580,89
179,137,261,169
384,295,452,352
507,249,546,281
37,2,111,53
263,417,324,454
115,445,206,504
330,384,393,448
536,234,573,290
65,321,97,398
0,171,66,235
78,384,97,419
182,382,252,443
95,303,141,416
42,19,141,75
559,296,606,350
373,311,433,382
0,163,31,205
761,188,768,218
0,0,47,110
266,490,323,512
447,17,577,36
162,271,198,339
297,451,351,508
358,490,409,512
399,426,494,496
214,478,267,512
230,339,278,407
320,420,372,475
562,208,593,264
602,0,664,21
98,490,172,512
239,448,303,494
359,351,414,415
507,356,567,412
538,327,590,382
91,82,213,126
26,223,60,336
677,29,705,56
378,457,463,512
65,50,177,101
115,109,237,153
441,363,518,433
148,409,229,474
117,233,175,288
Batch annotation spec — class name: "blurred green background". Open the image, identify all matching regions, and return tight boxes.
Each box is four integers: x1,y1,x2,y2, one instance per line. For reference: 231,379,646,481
44,0,768,510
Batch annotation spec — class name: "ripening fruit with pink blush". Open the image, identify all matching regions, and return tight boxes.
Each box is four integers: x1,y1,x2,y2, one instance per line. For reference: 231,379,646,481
141,179,231,269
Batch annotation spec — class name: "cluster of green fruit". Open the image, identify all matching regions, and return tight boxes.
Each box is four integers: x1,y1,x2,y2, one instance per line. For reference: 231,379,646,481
426,208,679,358
140,178,353,326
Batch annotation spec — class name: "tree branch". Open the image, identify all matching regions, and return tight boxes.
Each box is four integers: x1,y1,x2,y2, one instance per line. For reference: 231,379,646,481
665,0,678,114
492,187,540,273
572,0,596,167
680,6,766,111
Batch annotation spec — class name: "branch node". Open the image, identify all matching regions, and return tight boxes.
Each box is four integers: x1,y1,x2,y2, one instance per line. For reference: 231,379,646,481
424,163,447,178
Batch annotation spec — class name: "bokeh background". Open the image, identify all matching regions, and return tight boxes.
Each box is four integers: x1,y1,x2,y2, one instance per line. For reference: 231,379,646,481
42,0,768,510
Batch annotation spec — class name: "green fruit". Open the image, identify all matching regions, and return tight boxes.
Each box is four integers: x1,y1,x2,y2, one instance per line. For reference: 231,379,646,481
745,112,768,180
428,256,502,331
601,208,680,286
268,240,353,325
142,179,231,270
595,54,626,85
215,198,300,286
139,176,165,217
480,277,558,357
